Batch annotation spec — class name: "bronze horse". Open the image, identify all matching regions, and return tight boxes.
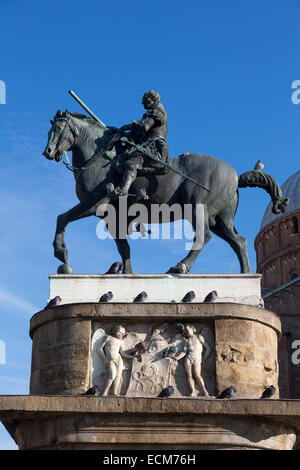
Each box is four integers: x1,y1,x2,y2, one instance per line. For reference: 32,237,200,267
43,110,288,274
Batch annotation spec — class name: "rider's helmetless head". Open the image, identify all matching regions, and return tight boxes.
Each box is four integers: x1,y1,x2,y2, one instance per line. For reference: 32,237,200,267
142,90,161,109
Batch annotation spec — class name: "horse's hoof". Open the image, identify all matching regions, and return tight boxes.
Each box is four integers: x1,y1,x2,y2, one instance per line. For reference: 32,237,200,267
54,247,68,264
166,266,180,274
57,263,74,274
166,263,188,274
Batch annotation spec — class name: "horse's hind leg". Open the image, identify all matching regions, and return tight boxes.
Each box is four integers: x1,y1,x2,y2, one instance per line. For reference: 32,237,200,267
115,239,133,274
105,223,133,274
167,204,212,273
210,193,250,273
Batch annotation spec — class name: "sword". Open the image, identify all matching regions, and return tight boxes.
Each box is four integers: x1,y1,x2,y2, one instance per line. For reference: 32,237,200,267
121,137,210,193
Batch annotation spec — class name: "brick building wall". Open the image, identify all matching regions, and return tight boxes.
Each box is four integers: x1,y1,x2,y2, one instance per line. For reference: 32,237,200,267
255,213,300,398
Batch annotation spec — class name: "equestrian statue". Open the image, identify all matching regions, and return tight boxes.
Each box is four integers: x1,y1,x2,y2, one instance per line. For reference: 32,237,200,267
42,90,288,274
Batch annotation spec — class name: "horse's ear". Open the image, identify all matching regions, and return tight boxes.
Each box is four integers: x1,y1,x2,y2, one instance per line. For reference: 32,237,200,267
65,109,69,116
55,109,63,118
50,119,54,125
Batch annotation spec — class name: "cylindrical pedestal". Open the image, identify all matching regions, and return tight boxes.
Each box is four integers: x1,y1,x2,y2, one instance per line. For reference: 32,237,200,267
1,301,299,450
29,302,281,399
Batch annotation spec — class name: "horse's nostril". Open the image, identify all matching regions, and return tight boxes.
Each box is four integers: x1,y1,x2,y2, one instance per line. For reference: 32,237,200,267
47,148,52,153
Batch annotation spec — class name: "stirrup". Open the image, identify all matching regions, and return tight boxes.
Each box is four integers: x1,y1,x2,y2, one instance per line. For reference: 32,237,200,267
114,186,128,197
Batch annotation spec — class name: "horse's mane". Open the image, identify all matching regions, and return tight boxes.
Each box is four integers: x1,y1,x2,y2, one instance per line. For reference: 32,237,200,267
70,112,102,128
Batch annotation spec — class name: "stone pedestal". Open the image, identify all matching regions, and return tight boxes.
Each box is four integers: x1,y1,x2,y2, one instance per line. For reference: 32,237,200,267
29,302,280,399
0,396,299,450
1,274,300,450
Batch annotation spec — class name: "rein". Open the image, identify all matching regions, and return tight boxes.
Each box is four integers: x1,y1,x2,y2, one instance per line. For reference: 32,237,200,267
60,124,121,173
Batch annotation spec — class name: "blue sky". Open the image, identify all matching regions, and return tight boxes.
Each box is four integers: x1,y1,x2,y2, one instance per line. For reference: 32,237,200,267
0,0,299,449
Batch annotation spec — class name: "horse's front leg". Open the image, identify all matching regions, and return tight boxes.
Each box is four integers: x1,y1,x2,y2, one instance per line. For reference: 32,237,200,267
53,212,69,265
53,195,105,272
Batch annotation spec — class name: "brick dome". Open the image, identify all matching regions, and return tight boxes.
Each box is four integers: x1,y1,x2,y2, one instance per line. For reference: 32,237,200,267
261,170,300,230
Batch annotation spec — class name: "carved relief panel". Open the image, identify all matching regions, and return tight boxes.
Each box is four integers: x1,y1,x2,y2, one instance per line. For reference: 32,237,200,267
90,321,215,398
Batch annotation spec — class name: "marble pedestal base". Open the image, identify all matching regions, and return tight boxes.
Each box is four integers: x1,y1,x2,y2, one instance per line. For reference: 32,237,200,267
48,273,263,306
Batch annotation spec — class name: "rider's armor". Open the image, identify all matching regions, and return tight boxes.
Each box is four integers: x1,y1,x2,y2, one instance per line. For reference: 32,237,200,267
115,101,169,196
125,103,169,172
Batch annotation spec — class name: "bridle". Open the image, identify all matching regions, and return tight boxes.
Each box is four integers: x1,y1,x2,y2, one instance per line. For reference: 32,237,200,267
54,115,79,161
52,115,122,173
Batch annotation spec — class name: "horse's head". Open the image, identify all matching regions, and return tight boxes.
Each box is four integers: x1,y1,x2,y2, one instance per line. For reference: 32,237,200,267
43,109,79,162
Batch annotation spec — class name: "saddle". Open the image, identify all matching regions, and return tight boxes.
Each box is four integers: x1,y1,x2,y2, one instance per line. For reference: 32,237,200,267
113,153,171,176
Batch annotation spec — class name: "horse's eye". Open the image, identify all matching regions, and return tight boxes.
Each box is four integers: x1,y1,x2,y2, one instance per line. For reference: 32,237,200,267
56,125,63,131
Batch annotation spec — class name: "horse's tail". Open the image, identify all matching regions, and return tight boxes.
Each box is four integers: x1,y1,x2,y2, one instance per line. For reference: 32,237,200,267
238,170,289,214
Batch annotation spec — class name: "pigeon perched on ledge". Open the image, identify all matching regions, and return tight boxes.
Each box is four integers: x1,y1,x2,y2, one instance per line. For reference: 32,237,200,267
99,291,113,303
254,159,264,171
133,291,148,303
81,385,101,396
181,291,195,303
157,385,174,398
105,261,123,274
260,385,276,399
45,296,61,309
203,290,218,303
217,386,236,399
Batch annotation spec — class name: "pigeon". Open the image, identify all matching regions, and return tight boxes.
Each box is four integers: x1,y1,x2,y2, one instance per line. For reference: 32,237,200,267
203,290,218,303
105,261,123,274
133,291,148,303
217,386,237,399
160,346,177,359
254,159,264,171
174,322,187,338
260,385,276,399
81,385,101,396
181,291,195,303
99,291,113,303
45,296,61,309
133,340,150,355
157,385,174,398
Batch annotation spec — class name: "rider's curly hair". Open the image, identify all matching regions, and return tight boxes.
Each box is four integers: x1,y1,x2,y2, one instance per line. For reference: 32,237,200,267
142,90,161,106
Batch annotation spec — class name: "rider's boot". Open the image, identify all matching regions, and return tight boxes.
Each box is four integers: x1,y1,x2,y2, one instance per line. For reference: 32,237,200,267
114,168,137,197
